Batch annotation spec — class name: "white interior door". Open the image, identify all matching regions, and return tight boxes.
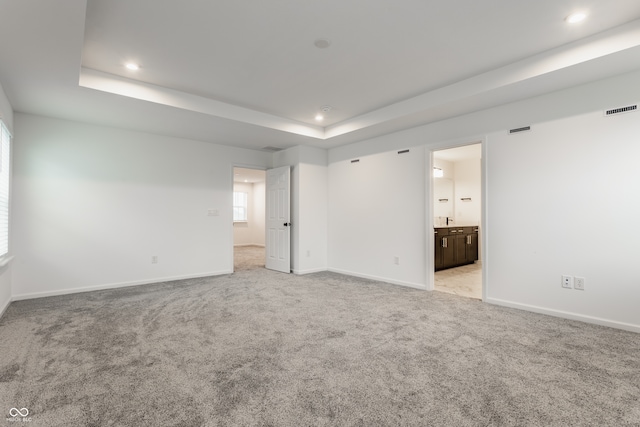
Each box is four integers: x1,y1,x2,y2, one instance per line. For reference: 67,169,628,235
265,166,291,273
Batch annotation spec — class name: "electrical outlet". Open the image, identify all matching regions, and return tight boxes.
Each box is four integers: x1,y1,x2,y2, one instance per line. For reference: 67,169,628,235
561,275,573,289
574,277,585,290
207,209,219,216
152,256,158,264
306,250,311,257
394,256,400,265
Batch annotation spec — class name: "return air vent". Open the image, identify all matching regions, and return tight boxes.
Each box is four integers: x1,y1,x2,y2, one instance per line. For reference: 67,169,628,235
261,146,283,152
351,159,360,164
397,149,410,154
509,126,531,134
605,104,637,116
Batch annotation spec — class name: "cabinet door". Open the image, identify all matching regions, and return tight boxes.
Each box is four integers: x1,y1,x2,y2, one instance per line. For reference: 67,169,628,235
453,234,467,265
442,235,456,268
466,232,479,262
434,230,444,271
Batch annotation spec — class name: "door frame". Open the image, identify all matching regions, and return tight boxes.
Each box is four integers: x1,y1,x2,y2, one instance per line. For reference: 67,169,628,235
426,136,488,301
230,164,267,273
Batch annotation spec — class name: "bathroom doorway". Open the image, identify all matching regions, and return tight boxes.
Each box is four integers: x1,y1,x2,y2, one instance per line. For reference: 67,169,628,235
233,167,266,271
432,143,483,299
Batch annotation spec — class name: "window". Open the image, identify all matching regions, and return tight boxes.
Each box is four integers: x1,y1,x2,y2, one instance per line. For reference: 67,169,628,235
0,120,10,257
233,191,248,222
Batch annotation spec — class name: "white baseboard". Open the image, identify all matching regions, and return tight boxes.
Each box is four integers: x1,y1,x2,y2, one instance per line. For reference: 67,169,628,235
293,267,327,275
328,268,427,290
11,270,233,302
485,297,640,333
0,296,10,320
233,244,265,247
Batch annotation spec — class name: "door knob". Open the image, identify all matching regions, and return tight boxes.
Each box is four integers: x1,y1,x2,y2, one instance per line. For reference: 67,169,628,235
283,222,291,227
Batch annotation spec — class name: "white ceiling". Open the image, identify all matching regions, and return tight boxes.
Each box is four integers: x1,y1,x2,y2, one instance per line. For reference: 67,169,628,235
2,1,640,151
234,168,266,184
434,144,481,163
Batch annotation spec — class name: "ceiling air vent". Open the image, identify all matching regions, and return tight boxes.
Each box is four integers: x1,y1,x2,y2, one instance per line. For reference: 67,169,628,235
509,126,531,134
261,146,283,152
605,104,637,116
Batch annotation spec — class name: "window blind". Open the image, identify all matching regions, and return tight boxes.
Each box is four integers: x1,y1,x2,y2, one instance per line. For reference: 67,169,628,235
0,120,10,257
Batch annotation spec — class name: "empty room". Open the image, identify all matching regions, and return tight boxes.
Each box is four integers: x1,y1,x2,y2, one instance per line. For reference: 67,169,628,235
1,1,640,425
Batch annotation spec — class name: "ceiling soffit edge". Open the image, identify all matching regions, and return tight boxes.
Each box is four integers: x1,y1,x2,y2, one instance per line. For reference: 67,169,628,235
78,19,640,141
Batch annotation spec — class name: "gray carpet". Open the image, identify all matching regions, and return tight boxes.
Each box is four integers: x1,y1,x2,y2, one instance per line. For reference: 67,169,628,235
1,247,639,426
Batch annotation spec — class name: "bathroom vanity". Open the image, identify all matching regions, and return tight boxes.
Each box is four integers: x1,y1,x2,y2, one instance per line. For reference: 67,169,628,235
434,226,478,271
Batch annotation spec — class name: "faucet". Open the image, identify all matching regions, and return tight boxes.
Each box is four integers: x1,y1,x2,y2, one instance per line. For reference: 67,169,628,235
446,217,453,225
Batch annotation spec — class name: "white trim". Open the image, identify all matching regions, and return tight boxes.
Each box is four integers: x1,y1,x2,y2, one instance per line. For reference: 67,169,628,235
233,243,265,247
486,298,640,333
426,136,487,299
480,138,489,302
0,296,10,319
231,164,268,273
292,267,327,275
0,254,13,269
328,268,427,290
425,149,435,291
11,270,232,301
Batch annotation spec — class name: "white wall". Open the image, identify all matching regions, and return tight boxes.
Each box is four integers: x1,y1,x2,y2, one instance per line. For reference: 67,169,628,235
12,114,271,299
453,158,481,226
252,181,266,245
0,82,12,135
433,158,454,224
233,181,265,246
0,81,12,316
328,147,426,288
273,146,328,274
297,160,328,274
485,110,640,330
327,69,640,331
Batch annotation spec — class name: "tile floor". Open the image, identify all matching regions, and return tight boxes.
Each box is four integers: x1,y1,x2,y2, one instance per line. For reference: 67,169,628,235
434,262,482,299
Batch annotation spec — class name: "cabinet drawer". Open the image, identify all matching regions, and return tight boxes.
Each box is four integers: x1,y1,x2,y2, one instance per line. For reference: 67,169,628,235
434,227,450,236
448,228,465,234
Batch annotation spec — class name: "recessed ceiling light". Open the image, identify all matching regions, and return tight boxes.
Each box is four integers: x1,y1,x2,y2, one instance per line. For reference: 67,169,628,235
314,38,331,49
566,12,587,24
315,114,324,121
125,63,140,71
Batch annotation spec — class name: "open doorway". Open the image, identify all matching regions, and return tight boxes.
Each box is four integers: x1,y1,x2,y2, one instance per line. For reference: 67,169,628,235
432,144,482,299
233,167,266,271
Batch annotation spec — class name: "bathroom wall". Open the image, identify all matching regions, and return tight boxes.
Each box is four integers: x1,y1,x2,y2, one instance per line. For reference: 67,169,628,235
453,158,481,226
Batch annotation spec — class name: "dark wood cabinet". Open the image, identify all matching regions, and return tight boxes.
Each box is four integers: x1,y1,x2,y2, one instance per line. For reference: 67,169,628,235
434,229,444,271
466,229,479,263
434,226,478,271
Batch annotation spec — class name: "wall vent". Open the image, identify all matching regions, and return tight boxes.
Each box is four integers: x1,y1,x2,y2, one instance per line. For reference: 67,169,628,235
509,126,531,134
351,159,360,163
605,104,637,116
261,146,283,152
397,149,410,154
